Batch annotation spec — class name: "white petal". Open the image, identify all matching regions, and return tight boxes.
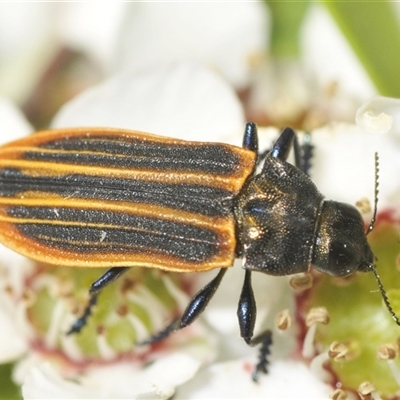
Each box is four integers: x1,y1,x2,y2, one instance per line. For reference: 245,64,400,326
302,5,375,99
176,359,332,399
0,305,28,362
22,362,99,399
0,4,57,103
52,63,245,143
85,353,201,399
13,354,41,385
309,123,400,207
22,353,201,399
356,96,400,135
115,3,267,89
0,99,33,316
0,97,32,144
56,3,126,69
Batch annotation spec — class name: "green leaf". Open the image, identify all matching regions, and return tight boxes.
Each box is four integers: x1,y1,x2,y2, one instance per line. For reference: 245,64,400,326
265,1,310,57
325,1,400,97
0,363,22,400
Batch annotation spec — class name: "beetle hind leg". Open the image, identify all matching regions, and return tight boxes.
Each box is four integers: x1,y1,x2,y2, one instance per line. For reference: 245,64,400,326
138,268,227,345
250,330,273,382
237,270,273,381
67,267,130,335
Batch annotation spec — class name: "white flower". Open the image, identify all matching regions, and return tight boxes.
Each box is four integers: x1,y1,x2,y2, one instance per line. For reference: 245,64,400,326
2,3,399,399
113,2,267,90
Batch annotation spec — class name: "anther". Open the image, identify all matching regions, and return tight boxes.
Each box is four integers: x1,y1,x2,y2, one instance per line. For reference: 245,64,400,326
275,309,291,331
302,307,330,358
289,273,313,291
358,381,381,400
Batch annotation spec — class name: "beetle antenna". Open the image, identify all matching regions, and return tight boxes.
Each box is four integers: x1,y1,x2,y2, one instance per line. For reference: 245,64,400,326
367,263,400,326
363,154,400,326
366,152,379,236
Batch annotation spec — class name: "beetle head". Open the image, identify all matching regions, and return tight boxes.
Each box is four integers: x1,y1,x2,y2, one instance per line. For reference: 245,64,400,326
312,200,374,277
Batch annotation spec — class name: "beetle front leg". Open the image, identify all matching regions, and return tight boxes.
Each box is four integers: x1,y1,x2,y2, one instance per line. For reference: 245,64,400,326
237,270,273,382
139,268,227,345
67,266,130,335
242,122,259,153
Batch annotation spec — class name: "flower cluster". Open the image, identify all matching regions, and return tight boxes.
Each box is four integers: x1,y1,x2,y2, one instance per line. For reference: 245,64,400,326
1,3,400,399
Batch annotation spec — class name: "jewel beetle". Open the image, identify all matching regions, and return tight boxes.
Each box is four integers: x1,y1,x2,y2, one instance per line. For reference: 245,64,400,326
0,122,397,381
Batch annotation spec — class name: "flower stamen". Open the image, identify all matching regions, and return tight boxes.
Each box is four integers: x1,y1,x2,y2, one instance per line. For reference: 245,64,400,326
377,343,400,388
302,307,330,358
358,381,382,400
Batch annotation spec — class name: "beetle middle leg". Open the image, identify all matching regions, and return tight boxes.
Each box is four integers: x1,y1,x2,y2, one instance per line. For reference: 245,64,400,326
67,266,130,334
138,268,227,345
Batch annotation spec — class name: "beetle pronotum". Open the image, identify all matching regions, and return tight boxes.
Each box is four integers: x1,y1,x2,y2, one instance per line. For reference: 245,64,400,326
0,122,397,381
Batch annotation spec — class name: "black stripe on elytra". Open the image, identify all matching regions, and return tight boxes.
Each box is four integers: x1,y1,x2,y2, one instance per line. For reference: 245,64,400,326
0,168,233,216
8,206,220,262
24,136,242,175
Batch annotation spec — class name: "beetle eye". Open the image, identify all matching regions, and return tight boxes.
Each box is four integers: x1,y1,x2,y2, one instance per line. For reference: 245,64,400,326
328,242,357,276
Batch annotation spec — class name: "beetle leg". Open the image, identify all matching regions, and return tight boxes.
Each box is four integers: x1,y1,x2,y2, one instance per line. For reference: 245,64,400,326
242,122,259,153
138,268,227,345
237,270,256,340
270,127,295,161
293,131,313,176
259,127,313,176
271,127,314,175
67,267,130,335
237,270,273,381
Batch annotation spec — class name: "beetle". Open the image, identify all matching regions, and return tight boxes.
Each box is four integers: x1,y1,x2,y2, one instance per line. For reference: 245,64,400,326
0,122,397,381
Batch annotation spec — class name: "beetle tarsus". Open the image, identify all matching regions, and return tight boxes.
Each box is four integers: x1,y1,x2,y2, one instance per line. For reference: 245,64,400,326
67,267,130,335
67,293,98,335
136,318,180,346
137,318,180,345
251,330,273,382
